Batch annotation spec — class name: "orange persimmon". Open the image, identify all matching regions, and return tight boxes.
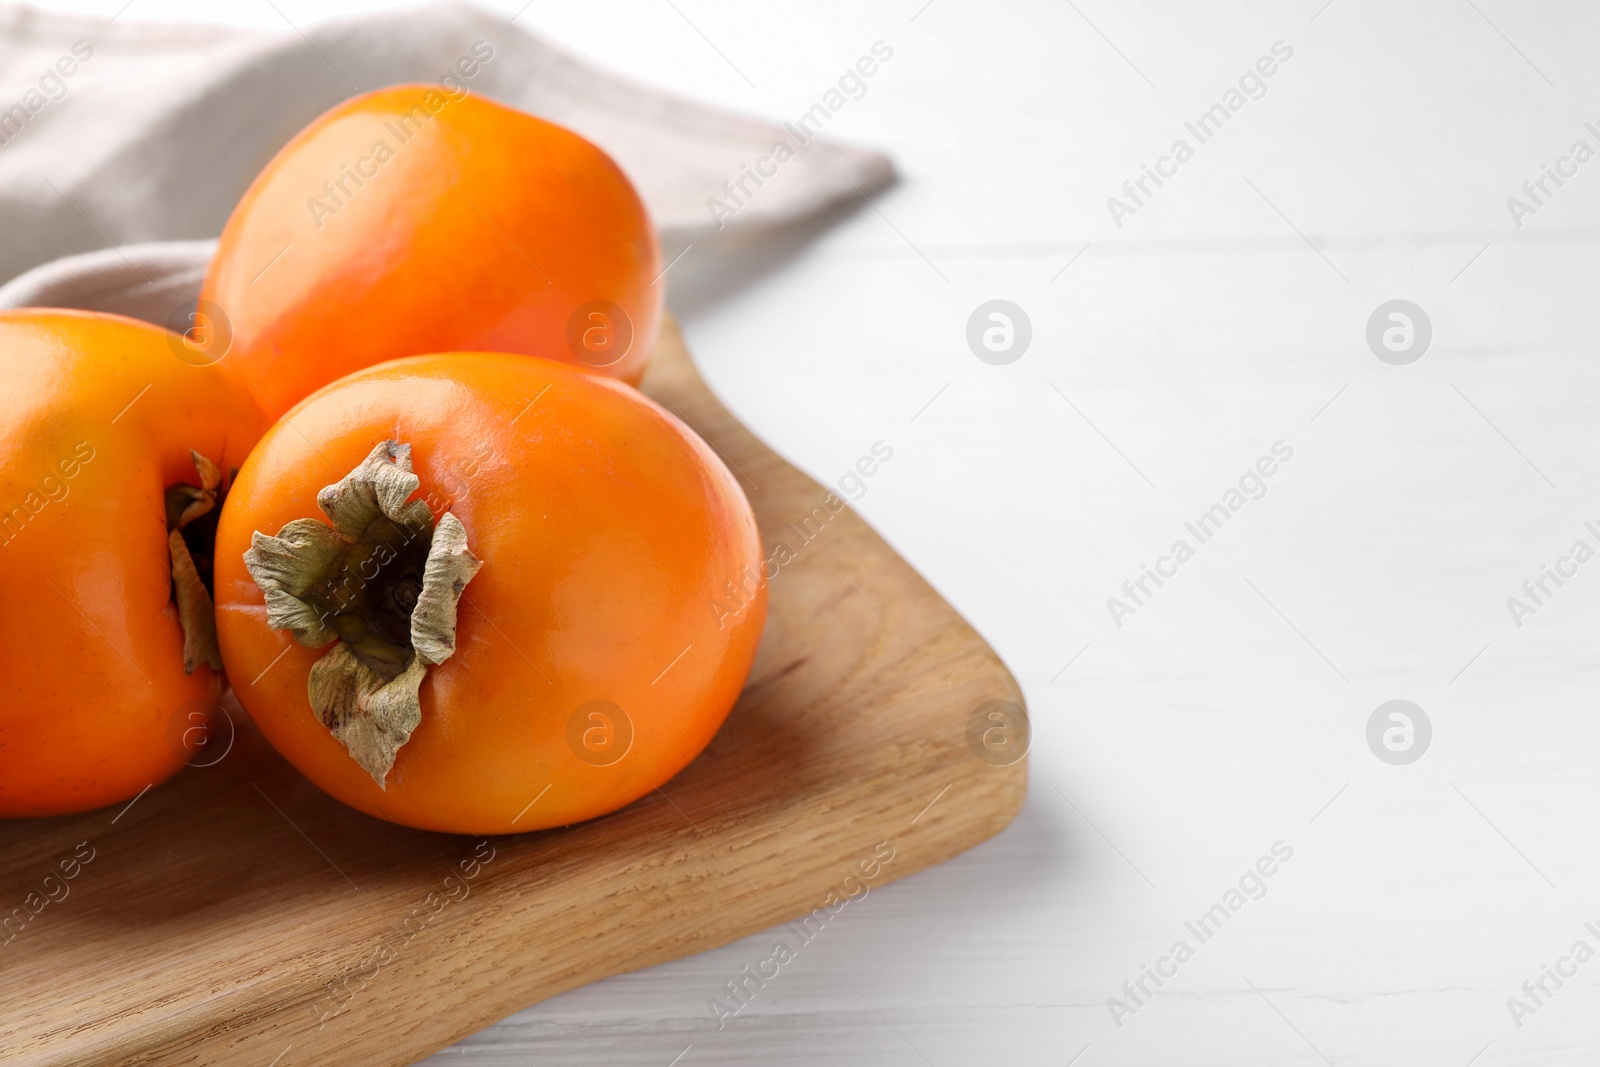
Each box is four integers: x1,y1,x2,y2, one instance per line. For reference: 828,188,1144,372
0,310,266,818
212,352,765,834
200,85,662,417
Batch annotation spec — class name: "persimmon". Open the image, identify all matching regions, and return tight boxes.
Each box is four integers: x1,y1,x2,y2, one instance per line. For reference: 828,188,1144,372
0,310,266,818
200,84,661,417
212,352,765,834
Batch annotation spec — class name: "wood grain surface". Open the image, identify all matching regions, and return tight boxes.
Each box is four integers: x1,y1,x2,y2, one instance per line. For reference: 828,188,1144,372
1,319,1026,1067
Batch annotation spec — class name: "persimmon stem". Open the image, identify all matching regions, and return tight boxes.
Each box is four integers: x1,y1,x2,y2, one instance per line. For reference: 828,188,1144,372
241,440,482,787
167,450,225,674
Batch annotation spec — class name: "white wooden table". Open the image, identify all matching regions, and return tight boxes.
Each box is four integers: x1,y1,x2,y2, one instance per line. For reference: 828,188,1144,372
43,0,1600,1062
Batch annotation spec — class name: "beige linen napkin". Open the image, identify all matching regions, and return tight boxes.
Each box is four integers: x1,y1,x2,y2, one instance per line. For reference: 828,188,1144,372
0,0,892,314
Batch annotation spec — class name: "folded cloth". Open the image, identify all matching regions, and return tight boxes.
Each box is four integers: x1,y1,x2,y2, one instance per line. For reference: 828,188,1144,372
0,0,892,315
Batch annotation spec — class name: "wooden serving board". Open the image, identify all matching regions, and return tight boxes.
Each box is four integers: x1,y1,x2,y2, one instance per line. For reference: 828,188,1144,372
1,319,1027,1067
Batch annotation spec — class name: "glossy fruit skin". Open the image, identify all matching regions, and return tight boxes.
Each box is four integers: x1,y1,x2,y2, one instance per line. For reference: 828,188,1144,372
213,352,766,835
201,84,662,418
0,310,266,818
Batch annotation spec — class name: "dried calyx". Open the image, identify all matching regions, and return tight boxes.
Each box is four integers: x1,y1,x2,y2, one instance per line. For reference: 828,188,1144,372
166,450,228,675
242,441,482,788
